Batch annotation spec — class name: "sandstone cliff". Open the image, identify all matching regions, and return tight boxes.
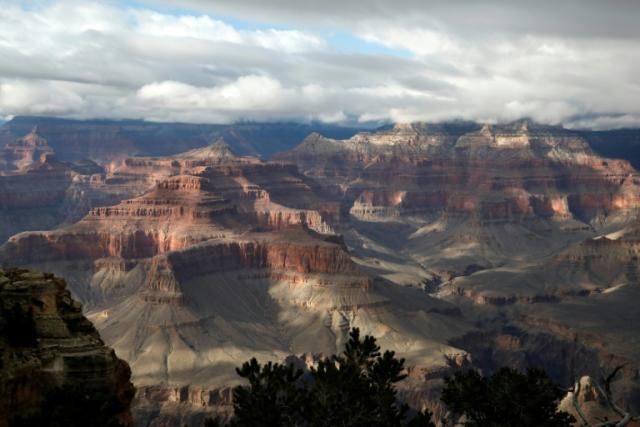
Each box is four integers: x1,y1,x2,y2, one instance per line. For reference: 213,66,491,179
0,129,151,243
0,268,135,426
278,121,640,227
4,120,640,424
275,120,640,418
0,141,470,424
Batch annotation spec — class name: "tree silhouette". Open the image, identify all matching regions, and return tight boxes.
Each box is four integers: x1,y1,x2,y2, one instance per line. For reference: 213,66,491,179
230,358,307,427
230,328,433,427
306,328,409,426
441,367,575,427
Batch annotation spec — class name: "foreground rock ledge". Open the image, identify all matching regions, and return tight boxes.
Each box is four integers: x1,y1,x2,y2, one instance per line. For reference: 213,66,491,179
0,267,135,426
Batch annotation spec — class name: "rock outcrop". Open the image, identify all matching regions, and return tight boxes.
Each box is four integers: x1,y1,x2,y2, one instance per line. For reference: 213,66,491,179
0,268,134,426
275,120,640,418
0,129,153,243
4,119,640,423
0,116,361,162
277,120,640,278
278,121,640,226
0,126,54,172
1,141,468,424
560,375,640,426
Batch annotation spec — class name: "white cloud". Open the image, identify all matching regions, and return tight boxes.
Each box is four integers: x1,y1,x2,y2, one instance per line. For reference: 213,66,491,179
0,80,87,116
0,0,639,128
132,10,324,53
358,27,460,56
134,75,291,112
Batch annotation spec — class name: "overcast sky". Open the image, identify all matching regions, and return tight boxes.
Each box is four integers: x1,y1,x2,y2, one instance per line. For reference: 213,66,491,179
1,0,639,129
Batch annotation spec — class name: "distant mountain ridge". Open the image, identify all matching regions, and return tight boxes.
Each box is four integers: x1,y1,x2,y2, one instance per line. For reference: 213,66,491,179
0,116,366,162
4,116,640,168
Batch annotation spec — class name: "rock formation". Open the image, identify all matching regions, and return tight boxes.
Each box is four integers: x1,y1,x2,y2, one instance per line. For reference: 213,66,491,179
0,126,54,172
0,130,210,244
560,375,640,426
277,120,640,278
3,119,640,422
0,116,361,162
0,267,134,426
276,120,640,415
1,141,468,423
279,121,639,226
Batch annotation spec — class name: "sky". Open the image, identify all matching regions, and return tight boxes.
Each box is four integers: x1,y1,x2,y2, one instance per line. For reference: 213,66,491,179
0,0,639,129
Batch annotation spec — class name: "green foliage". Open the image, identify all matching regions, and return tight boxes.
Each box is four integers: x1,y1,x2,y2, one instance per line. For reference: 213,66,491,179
441,367,575,427
307,328,408,427
230,328,430,427
230,358,307,427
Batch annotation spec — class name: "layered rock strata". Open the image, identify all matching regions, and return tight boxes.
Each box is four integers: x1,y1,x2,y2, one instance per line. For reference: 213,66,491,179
278,121,640,226
276,120,640,417
0,126,54,173
0,268,135,426
1,142,469,424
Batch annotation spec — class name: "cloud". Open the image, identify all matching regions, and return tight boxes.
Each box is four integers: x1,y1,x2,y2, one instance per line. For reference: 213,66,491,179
0,0,639,128
159,0,640,39
0,80,87,116
129,76,297,122
131,10,325,53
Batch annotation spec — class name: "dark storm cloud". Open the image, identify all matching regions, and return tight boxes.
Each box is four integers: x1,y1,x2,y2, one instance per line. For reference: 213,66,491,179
164,0,640,39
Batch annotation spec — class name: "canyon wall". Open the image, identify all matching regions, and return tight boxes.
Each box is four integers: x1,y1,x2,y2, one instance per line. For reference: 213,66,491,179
278,121,640,226
0,268,135,426
3,119,640,424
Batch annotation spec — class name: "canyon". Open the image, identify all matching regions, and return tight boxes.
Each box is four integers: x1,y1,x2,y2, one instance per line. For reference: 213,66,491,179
1,118,639,424
278,120,640,419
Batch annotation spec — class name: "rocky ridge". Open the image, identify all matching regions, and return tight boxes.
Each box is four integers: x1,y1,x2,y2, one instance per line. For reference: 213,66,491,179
0,126,54,173
1,140,469,423
0,128,154,244
2,119,640,423
276,120,640,416
280,121,639,226
0,116,362,161
0,267,134,426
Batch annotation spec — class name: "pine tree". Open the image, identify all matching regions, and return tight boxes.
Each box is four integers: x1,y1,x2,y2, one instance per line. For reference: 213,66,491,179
230,358,307,427
230,328,432,427
441,367,575,427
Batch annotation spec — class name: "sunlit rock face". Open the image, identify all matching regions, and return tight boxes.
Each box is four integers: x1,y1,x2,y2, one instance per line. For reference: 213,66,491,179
278,120,640,226
277,120,640,276
0,268,135,427
3,120,640,423
278,119,640,295
0,141,469,424
559,376,635,426
277,120,640,417
0,127,197,244
0,141,342,304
